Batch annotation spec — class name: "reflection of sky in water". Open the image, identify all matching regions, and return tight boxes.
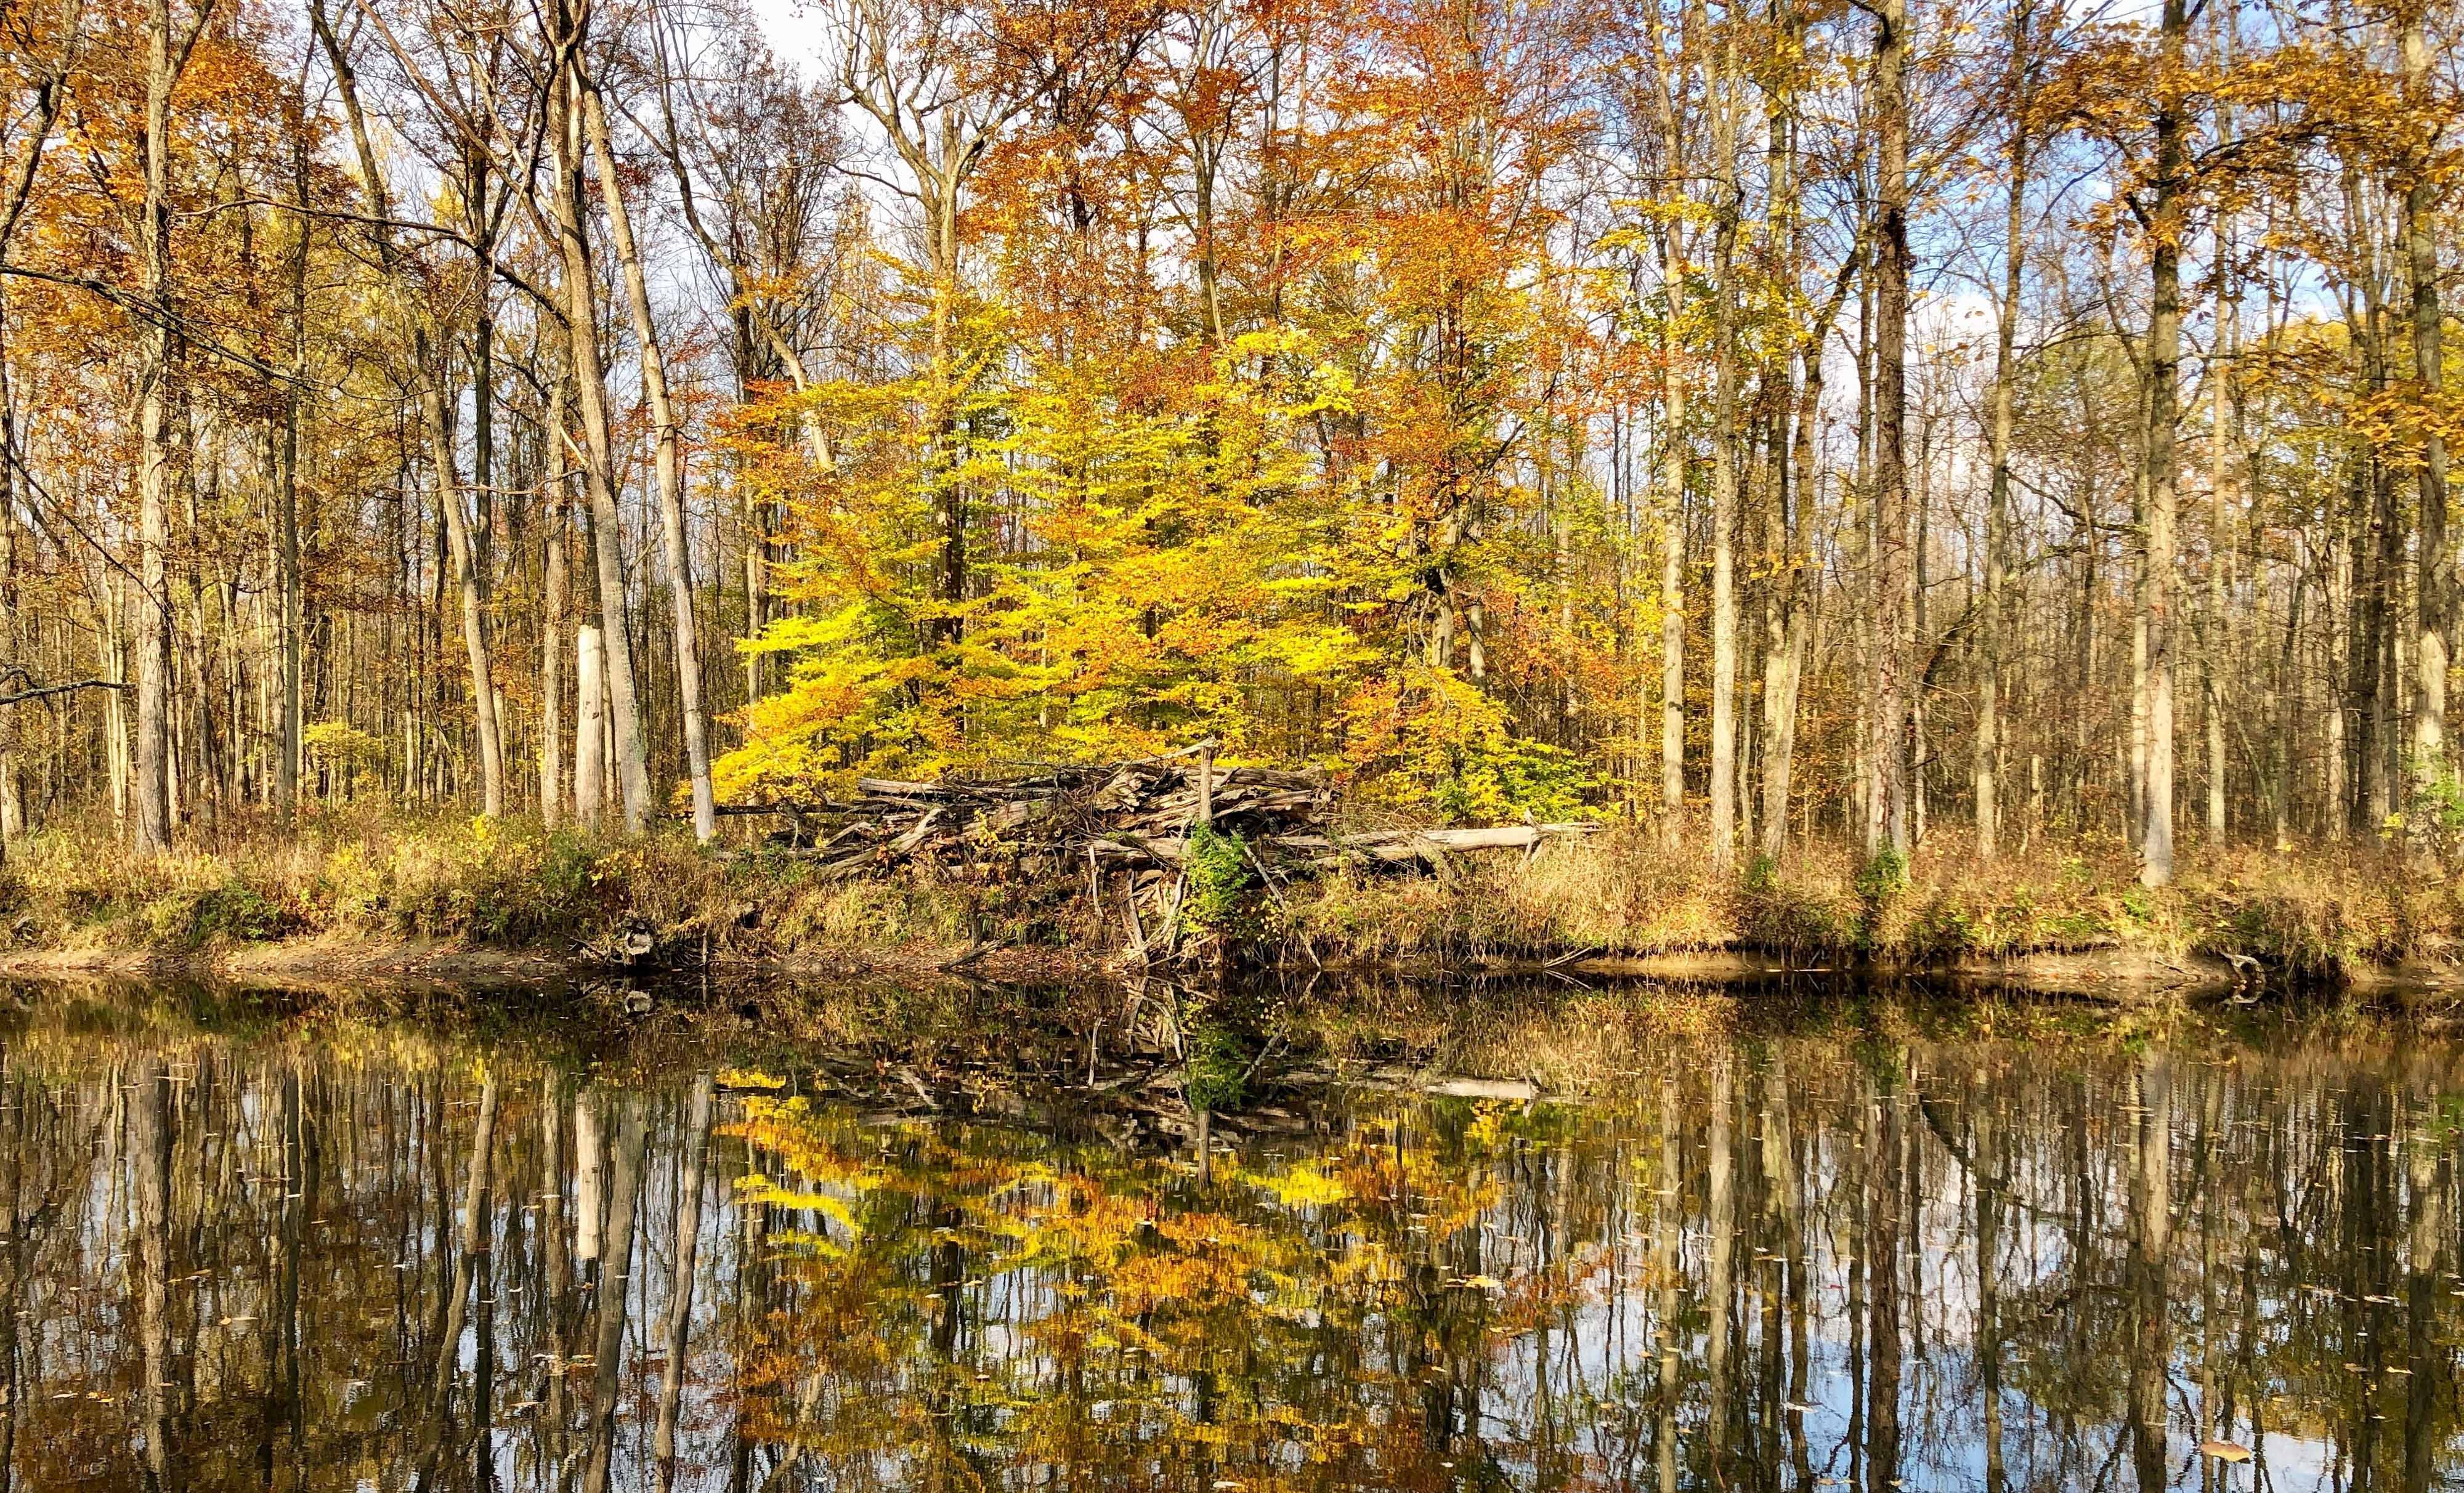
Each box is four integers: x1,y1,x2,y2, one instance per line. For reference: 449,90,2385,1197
0,997,2454,1490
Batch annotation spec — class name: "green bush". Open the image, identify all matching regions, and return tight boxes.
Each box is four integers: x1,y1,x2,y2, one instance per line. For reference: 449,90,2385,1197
1181,824,1254,931
1855,849,1909,903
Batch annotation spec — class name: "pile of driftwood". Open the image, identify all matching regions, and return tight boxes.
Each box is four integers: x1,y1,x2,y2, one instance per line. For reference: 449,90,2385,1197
748,744,1595,961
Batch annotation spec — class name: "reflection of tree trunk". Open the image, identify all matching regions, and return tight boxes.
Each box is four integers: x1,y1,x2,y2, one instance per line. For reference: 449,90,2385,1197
0,1078,22,1493
729,1190,771,1493
1847,1088,1868,1490
576,1089,604,1272
473,1157,501,1489
416,1077,496,1491
1865,1059,1902,1493
543,1078,572,1476
1770,1057,1813,1487
133,1060,175,1490
1706,1059,1733,1465
2402,1117,2444,1493
582,1096,647,1493
2195,1072,2222,1463
257,1067,304,1486
1975,1105,2006,1493
1755,1060,1783,1475
656,1077,715,1491
1655,1078,1679,1493
2128,1053,2171,1492
2341,1082,2386,1486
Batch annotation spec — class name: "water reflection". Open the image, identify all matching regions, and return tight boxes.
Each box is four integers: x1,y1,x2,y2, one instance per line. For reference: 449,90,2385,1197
0,989,2458,1490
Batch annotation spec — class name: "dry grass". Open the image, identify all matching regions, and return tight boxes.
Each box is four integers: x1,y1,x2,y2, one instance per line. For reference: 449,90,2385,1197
1278,823,2464,979
0,807,1088,965
6,807,2455,984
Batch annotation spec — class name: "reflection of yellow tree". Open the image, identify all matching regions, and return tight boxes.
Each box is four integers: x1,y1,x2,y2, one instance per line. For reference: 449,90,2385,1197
724,1091,1615,1485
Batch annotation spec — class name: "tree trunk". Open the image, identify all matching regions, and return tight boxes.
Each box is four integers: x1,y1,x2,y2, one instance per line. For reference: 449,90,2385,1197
575,625,606,830
582,77,716,842
1865,0,1913,859
2207,273,2236,846
1761,267,1844,862
1979,3,2032,859
541,434,568,828
1707,68,1743,875
548,41,653,831
132,0,181,855
1659,368,1687,847
415,365,506,818
2144,9,2184,889
0,297,20,850
2405,12,2450,811
275,103,310,822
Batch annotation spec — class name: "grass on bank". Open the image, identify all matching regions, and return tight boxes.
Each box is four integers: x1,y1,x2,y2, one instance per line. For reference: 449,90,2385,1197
1278,825,2464,977
0,807,1092,965
1,808,2457,981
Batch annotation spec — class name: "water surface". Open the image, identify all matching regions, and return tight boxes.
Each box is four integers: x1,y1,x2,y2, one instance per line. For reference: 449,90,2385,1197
2,980,2458,1491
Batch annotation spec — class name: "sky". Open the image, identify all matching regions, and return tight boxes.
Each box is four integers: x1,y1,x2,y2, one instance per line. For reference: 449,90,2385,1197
747,0,825,75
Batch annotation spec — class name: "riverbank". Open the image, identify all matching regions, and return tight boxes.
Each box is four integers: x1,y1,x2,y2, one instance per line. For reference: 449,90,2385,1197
2,811,2459,996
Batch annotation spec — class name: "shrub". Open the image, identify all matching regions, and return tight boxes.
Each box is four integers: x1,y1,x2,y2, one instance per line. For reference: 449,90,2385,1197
1181,825,1254,932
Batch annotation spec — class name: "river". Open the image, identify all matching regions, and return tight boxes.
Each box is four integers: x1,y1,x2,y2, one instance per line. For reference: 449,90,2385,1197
0,975,2455,1490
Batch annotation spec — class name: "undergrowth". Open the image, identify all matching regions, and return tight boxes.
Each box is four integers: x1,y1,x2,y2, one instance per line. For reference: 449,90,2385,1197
2,807,2455,982
0,807,1090,963
1277,824,2464,977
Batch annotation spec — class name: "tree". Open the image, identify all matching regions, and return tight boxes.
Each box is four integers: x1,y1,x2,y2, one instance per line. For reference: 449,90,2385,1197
1865,0,1913,860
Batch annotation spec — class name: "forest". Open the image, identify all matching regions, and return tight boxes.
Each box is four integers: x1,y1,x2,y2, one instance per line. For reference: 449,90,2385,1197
0,0,2458,919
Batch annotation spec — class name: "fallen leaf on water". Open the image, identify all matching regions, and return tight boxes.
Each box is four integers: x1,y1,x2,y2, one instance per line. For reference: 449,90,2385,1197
2200,1440,2252,1463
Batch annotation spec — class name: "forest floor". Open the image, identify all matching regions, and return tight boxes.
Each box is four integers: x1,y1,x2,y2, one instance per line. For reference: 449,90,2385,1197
2,809,2460,999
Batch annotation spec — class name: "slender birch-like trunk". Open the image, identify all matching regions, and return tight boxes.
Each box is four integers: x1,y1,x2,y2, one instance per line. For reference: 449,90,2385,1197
1659,367,1688,846
1978,0,2032,859
2404,12,2449,809
574,625,606,830
1706,44,1744,874
132,0,184,854
540,387,569,828
546,26,652,831
581,77,716,841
